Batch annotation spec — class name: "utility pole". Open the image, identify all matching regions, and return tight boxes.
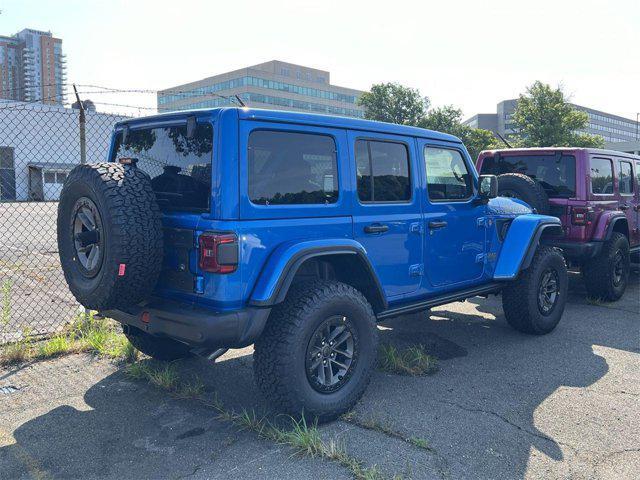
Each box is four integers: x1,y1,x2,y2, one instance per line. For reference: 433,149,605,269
73,84,86,165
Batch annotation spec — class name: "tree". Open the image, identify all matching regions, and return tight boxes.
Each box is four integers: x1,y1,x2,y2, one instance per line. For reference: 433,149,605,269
420,106,500,159
357,82,429,125
512,81,604,148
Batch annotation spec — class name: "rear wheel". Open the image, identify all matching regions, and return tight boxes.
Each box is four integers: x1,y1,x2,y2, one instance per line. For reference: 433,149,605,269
253,280,378,422
125,328,191,361
582,232,630,301
502,247,568,334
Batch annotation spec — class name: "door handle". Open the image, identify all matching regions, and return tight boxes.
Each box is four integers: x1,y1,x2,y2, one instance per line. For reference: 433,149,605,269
428,220,448,230
619,204,630,211
364,223,389,234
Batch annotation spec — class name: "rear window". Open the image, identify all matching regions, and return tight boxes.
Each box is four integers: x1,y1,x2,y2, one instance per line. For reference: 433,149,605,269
111,122,213,212
480,154,576,198
248,130,338,205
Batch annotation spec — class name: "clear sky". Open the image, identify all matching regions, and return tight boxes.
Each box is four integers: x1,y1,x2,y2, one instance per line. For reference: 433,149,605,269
2,0,638,119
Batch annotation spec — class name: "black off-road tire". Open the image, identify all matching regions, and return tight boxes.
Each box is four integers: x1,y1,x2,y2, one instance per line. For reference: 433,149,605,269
125,328,191,361
57,163,163,311
502,246,568,334
253,280,378,423
582,232,630,302
497,173,550,214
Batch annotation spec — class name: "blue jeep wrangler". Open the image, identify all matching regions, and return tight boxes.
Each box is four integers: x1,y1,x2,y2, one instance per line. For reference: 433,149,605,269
57,108,568,421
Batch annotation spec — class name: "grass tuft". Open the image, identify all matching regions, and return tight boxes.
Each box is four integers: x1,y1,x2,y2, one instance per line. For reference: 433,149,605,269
408,436,429,450
378,344,438,376
0,312,138,366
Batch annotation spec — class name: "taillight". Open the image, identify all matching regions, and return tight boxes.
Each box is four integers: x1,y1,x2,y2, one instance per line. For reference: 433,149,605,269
571,207,592,226
198,232,238,273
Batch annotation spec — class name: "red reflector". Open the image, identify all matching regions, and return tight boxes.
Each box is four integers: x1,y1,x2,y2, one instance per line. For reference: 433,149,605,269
198,233,238,274
118,263,126,276
141,311,150,324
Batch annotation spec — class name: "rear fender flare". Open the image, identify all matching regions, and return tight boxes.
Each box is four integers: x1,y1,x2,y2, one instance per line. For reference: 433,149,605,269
249,239,387,310
493,215,562,280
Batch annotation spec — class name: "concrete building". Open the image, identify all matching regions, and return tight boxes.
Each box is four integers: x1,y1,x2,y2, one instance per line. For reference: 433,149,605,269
605,140,640,155
158,60,364,118
464,99,639,144
0,28,66,105
0,102,126,201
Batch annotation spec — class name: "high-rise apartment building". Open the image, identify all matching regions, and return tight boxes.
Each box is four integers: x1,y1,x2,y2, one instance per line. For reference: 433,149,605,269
158,60,364,118
0,29,66,105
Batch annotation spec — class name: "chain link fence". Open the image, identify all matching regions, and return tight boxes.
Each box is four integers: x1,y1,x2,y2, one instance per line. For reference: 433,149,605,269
0,90,154,345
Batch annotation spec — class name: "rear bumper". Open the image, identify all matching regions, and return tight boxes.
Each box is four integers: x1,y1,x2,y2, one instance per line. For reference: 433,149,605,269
102,299,271,350
545,240,603,261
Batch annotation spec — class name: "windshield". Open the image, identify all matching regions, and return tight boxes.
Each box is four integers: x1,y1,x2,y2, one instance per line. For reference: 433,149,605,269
110,122,213,212
480,154,576,198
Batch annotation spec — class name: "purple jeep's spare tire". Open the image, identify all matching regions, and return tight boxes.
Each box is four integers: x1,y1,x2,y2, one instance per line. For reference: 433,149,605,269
57,162,163,311
497,173,550,214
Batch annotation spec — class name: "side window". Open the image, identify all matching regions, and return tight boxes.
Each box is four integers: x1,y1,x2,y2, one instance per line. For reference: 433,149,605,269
355,139,411,202
424,147,473,201
636,162,640,192
619,161,633,195
590,158,614,195
248,130,338,205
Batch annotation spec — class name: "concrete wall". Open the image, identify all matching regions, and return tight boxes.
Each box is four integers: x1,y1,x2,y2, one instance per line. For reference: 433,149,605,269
0,102,128,201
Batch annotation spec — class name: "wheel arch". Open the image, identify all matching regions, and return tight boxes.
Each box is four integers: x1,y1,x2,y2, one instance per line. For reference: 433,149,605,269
493,215,563,280
249,240,387,313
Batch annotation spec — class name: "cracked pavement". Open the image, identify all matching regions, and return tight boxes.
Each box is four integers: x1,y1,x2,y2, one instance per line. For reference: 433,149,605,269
0,271,638,479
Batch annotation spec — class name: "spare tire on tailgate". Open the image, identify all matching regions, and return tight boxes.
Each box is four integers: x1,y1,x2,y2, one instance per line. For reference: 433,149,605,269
497,173,549,214
57,162,163,311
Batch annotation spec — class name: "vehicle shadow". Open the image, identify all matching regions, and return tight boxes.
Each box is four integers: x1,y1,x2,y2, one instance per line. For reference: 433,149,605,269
1,273,637,479
368,270,639,478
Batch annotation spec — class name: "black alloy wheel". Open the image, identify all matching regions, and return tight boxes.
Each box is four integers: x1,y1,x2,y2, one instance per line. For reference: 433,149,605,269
305,315,357,393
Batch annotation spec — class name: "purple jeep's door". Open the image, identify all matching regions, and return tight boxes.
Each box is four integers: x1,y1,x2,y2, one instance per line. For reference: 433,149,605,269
616,157,638,248
634,160,640,247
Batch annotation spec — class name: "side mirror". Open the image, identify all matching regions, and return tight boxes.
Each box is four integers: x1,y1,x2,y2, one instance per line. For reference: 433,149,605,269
478,175,498,200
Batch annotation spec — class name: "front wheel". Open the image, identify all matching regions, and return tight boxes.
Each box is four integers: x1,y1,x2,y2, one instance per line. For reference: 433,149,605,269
253,280,378,422
502,247,568,335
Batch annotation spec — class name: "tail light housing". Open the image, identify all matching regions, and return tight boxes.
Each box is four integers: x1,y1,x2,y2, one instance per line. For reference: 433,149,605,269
198,232,238,273
571,206,593,226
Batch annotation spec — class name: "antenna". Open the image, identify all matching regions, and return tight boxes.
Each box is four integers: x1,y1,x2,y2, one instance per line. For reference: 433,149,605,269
494,132,513,149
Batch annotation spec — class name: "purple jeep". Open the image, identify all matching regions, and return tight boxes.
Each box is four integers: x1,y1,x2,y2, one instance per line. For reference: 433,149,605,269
477,148,639,301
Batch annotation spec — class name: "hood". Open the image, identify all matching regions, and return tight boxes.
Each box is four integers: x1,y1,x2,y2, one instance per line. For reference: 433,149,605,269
486,196,533,216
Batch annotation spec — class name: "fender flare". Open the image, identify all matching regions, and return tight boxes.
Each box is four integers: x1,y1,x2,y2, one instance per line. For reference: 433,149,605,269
249,239,387,310
493,215,562,280
603,214,629,241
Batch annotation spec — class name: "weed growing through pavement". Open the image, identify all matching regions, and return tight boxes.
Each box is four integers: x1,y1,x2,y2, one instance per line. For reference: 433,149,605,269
341,411,432,453
377,344,438,376
1,280,12,343
0,312,137,366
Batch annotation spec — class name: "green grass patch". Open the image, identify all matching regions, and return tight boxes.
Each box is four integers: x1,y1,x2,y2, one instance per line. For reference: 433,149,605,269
0,312,137,366
378,344,438,376
125,360,204,399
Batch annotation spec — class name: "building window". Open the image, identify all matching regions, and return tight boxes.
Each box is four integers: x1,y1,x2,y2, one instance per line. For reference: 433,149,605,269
248,130,338,205
280,68,290,77
355,140,411,203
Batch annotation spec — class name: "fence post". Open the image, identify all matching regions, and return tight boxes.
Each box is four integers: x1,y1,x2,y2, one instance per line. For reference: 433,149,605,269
73,85,86,165
73,85,90,323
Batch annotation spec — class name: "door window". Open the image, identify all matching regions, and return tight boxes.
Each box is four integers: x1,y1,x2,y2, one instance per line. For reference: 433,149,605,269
355,140,410,202
590,158,613,195
424,147,472,201
248,130,338,205
619,161,633,195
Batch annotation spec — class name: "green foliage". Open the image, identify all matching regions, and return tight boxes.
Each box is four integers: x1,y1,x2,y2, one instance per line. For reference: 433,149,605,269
420,106,500,159
358,82,430,125
512,81,605,147
378,344,439,376
1,280,11,340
